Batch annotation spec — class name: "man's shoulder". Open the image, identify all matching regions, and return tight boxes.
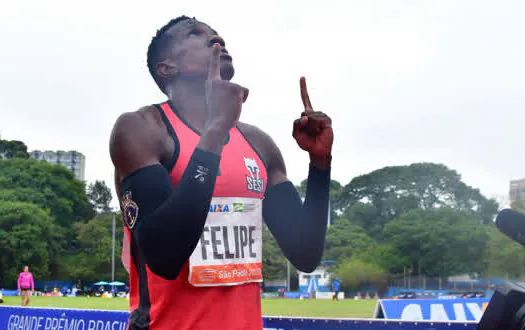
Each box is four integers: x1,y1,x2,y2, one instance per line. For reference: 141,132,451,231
237,122,282,168
111,105,166,143
113,105,162,128
110,105,168,169
237,122,273,144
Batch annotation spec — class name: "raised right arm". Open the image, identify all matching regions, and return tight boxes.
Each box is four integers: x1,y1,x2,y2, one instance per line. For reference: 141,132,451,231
109,108,227,280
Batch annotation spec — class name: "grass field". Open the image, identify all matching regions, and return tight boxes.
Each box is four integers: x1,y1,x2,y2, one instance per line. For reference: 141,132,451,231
1,296,377,318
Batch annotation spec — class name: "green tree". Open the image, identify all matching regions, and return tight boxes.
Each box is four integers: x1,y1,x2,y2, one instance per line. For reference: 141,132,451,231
335,258,387,291
484,224,525,279
87,180,113,214
0,158,93,227
383,208,488,278
0,158,94,281
0,201,53,287
262,224,288,280
357,243,410,275
323,218,376,263
0,139,29,159
62,213,127,282
344,202,383,239
337,163,498,233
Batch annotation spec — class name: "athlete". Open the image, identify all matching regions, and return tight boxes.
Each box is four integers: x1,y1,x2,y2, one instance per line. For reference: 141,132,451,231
110,16,333,330
17,266,34,306
332,278,341,301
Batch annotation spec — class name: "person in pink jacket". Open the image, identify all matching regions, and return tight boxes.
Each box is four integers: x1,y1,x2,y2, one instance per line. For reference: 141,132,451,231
17,266,34,306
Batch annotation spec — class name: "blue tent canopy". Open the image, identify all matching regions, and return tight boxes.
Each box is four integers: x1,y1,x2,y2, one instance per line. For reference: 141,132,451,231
93,281,109,285
108,281,125,286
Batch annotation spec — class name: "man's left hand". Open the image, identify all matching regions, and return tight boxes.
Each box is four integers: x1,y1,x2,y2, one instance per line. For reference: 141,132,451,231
292,77,333,168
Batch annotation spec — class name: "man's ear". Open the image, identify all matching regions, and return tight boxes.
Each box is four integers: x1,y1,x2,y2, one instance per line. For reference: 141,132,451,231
156,59,178,79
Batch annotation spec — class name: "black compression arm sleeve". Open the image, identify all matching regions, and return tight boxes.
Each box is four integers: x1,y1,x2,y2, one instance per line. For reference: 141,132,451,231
262,165,330,273
121,148,220,280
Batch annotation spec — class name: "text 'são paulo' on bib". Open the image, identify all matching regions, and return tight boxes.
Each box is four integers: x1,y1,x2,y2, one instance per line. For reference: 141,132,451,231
189,197,263,286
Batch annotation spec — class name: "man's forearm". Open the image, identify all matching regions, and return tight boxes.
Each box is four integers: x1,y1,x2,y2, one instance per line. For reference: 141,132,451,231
302,164,331,253
263,164,331,272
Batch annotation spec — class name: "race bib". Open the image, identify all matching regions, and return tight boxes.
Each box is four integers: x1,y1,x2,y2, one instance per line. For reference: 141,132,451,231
188,197,263,287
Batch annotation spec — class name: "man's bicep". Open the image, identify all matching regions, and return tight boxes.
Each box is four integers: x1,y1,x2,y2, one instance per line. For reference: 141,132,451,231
110,111,162,178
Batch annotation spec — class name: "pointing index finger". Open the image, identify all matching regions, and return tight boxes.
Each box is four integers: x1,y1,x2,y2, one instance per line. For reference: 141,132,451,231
208,43,221,80
300,77,314,113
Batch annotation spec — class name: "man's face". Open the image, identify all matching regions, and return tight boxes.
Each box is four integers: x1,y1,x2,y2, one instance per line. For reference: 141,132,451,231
166,19,234,81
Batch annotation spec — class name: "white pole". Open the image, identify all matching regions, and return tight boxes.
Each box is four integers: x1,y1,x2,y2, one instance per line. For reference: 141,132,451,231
327,200,331,227
287,261,290,292
111,214,116,283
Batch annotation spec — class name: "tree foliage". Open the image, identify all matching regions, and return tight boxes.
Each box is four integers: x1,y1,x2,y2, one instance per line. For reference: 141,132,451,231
323,218,375,262
0,201,53,286
261,224,288,281
337,163,498,231
344,203,383,239
0,157,104,286
307,163,501,287
0,158,94,227
335,258,387,291
484,224,525,279
383,208,488,278
0,139,29,159
61,213,127,282
357,243,410,276
87,180,113,214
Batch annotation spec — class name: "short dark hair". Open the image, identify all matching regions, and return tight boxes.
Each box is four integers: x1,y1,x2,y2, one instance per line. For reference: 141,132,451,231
147,16,193,92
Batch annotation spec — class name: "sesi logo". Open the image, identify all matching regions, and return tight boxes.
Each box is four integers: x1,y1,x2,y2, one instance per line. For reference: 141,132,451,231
244,157,264,193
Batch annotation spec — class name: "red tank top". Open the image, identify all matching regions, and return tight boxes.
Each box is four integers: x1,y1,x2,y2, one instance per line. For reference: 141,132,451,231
125,101,268,330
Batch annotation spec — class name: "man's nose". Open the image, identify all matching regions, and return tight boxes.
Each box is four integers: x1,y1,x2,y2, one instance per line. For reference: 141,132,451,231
209,35,226,48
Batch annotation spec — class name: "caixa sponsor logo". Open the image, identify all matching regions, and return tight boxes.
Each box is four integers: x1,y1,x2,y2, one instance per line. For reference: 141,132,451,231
209,202,256,213
398,301,487,321
209,204,231,213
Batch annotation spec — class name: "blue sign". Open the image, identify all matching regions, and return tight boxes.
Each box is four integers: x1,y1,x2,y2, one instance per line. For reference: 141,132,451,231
375,298,489,322
0,306,129,330
284,292,311,299
264,317,477,330
0,306,477,330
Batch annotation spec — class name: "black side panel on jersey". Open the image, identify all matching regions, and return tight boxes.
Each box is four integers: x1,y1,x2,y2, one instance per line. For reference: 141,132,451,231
128,233,151,330
155,103,180,173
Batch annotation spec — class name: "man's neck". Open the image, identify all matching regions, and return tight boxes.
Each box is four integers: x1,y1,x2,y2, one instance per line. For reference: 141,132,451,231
166,79,208,133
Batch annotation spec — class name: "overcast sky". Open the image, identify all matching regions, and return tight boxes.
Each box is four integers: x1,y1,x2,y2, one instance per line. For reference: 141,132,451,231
1,0,524,208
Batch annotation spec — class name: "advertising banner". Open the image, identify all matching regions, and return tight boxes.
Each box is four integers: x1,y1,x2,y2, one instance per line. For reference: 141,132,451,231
374,298,490,322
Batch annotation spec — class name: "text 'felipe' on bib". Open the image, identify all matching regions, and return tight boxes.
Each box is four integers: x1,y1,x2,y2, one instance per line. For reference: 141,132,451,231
189,197,263,287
